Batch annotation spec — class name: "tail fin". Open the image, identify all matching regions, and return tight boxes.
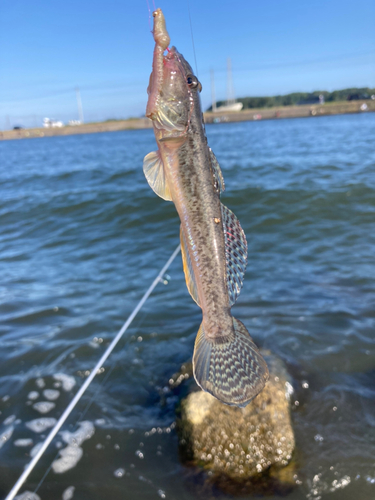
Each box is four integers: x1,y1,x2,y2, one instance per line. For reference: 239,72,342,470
193,317,269,407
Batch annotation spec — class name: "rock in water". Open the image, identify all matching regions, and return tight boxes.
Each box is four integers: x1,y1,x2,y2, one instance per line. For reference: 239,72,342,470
177,352,296,494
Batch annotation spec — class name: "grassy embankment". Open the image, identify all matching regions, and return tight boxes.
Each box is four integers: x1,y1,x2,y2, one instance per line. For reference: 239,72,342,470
1,100,374,141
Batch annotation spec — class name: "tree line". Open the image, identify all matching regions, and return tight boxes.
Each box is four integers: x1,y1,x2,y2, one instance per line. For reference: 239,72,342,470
207,87,375,111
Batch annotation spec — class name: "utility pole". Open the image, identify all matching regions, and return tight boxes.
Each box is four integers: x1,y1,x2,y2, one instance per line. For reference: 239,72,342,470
75,87,84,123
227,57,235,105
210,69,217,112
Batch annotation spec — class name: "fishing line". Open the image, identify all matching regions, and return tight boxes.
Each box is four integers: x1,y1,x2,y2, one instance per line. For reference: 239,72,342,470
33,272,171,495
33,359,118,496
5,244,181,500
33,344,122,495
186,0,199,77
38,294,154,487
146,0,152,32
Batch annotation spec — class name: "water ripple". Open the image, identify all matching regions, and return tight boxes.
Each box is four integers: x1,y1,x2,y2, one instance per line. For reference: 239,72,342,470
0,114,374,499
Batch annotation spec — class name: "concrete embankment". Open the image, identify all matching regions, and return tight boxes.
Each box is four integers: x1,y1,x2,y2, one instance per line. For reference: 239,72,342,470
0,117,153,141
204,99,375,124
1,100,373,141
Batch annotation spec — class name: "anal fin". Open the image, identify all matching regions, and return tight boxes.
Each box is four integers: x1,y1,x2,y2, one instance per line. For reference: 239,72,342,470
143,150,172,201
180,225,201,307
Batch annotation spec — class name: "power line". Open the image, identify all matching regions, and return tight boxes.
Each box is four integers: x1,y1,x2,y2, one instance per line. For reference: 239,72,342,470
75,87,84,123
211,49,375,74
1,49,373,105
0,82,144,104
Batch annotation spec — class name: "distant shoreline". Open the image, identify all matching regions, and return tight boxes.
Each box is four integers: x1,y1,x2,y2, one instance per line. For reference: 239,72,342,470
1,100,373,141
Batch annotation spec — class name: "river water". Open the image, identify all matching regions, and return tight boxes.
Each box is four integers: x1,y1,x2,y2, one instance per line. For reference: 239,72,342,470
0,113,374,500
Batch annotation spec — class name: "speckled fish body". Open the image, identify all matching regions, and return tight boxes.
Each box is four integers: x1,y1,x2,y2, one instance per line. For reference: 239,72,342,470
144,8,268,407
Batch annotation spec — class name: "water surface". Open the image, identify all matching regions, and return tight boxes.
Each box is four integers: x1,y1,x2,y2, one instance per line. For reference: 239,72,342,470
0,113,374,499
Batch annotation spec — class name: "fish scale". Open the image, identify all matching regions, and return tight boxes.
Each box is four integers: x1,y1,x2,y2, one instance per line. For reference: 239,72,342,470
143,7,268,406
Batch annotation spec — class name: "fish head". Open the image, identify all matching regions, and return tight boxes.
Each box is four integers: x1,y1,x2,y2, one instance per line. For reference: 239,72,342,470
147,44,202,142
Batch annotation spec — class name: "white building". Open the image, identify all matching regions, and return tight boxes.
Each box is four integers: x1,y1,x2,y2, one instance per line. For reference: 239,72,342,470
43,118,64,128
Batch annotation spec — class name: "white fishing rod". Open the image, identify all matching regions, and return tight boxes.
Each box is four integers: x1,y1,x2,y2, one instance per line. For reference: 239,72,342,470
5,244,181,500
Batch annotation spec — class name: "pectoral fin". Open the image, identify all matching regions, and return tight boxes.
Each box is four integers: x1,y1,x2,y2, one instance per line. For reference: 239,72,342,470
180,225,201,307
221,204,248,306
143,150,172,201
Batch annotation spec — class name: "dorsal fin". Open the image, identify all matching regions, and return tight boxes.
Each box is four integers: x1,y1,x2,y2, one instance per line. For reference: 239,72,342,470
221,204,247,306
209,149,225,194
180,225,201,307
143,150,172,201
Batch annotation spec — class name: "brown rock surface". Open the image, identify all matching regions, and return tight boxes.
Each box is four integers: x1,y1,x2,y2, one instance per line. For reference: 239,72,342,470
177,352,295,490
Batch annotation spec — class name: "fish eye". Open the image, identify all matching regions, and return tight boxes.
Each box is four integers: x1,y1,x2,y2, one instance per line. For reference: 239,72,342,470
187,74,200,90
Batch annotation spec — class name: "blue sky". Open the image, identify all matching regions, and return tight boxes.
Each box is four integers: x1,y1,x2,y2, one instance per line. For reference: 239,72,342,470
0,0,374,128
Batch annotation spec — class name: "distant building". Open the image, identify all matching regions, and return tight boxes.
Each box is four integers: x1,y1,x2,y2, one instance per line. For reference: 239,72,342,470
43,118,64,128
214,102,244,113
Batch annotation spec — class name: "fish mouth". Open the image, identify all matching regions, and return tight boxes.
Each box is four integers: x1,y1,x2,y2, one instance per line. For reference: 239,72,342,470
146,9,193,140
